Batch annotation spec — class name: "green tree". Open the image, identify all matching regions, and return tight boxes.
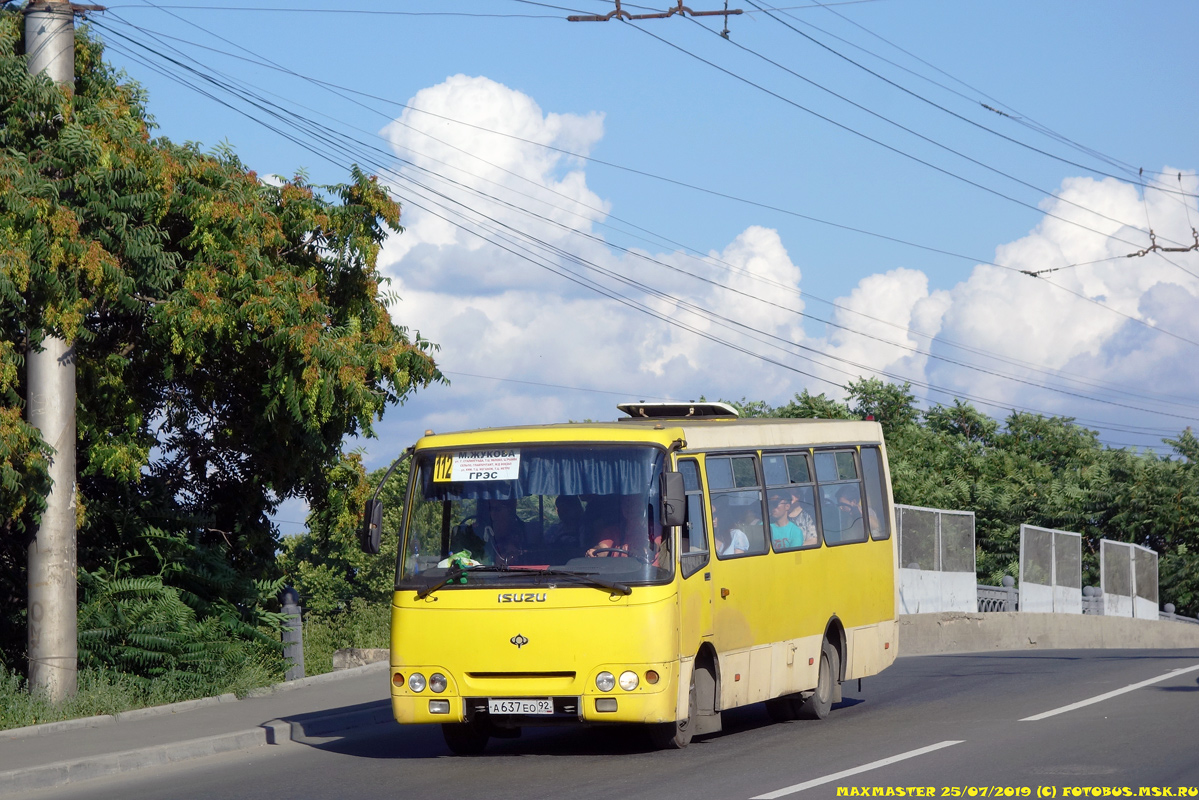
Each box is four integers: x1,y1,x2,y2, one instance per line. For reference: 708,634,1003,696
773,390,854,420
845,377,919,437
278,460,411,615
0,13,441,671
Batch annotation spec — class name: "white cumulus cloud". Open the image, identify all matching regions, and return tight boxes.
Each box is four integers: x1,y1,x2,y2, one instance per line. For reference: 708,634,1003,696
368,75,1198,458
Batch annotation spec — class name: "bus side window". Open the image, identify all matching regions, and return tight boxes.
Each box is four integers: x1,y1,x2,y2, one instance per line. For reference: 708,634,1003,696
679,459,709,578
860,447,890,540
763,452,820,551
815,450,868,546
707,455,767,558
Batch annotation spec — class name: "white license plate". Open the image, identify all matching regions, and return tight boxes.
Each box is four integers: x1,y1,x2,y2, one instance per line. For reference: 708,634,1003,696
488,698,554,715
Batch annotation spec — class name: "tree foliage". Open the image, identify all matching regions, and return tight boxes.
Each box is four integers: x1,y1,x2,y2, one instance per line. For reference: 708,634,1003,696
77,527,286,688
0,12,441,671
278,461,410,616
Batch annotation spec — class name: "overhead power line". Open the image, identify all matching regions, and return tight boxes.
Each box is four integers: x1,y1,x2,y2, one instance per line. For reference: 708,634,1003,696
87,11,1199,443
626,17,1193,261
742,0,1197,203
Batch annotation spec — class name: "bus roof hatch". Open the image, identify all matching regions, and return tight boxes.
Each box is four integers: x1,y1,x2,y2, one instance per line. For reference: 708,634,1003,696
617,401,740,420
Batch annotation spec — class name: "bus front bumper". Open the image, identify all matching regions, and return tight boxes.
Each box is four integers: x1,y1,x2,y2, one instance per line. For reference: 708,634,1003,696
392,686,678,726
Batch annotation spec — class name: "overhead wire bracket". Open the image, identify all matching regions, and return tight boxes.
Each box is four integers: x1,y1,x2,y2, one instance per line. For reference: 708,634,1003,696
1160,228,1199,254
568,1,743,23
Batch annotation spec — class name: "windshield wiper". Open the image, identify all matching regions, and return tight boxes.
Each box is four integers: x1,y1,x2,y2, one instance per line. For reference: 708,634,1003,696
416,564,512,599
416,565,633,599
521,568,632,596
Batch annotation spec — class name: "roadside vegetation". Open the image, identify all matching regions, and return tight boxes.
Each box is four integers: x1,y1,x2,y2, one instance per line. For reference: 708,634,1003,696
280,460,408,677
0,8,440,728
0,657,281,732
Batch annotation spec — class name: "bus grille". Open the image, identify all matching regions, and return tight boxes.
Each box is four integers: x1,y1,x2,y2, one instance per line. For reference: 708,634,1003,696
466,672,576,679
462,671,578,693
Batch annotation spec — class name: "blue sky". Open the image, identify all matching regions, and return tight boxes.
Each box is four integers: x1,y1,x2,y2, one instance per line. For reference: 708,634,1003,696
87,1,1199,530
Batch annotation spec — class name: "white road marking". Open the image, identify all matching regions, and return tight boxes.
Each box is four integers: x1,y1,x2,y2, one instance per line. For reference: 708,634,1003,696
749,740,964,799
1020,662,1199,722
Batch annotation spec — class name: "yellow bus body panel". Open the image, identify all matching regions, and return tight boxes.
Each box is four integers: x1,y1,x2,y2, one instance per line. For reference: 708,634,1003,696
389,416,899,729
390,584,681,724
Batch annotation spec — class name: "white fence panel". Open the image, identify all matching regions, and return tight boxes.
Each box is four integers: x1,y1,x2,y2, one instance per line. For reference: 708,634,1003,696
896,505,977,613
1019,525,1081,613
1053,584,1082,615
898,568,940,614
1020,582,1055,613
1106,593,1133,617
942,572,978,612
1102,539,1159,619
1134,596,1158,619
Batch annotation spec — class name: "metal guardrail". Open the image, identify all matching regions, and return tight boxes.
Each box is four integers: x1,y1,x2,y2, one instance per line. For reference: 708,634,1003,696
1081,586,1104,615
1160,604,1199,625
977,577,1017,612
972,581,1199,624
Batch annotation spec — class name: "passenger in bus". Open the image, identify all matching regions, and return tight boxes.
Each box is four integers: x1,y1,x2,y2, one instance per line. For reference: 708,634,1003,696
787,489,820,546
544,495,585,548
829,486,872,543
712,499,749,556
769,491,806,549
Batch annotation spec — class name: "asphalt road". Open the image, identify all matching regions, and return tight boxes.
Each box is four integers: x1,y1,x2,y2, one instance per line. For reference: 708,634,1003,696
22,649,1199,800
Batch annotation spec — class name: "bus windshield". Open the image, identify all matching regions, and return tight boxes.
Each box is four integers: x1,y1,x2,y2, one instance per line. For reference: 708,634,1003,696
397,444,672,588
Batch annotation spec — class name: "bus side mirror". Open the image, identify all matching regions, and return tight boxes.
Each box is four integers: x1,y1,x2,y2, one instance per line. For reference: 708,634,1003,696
660,471,686,528
360,499,383,554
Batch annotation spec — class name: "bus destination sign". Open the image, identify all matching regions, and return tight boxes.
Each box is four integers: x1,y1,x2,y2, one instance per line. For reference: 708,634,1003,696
434,449,521,482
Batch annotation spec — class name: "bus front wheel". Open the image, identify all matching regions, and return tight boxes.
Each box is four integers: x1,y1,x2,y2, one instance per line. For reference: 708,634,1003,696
797,639,839,720
442,721,489,755
648,673,695,749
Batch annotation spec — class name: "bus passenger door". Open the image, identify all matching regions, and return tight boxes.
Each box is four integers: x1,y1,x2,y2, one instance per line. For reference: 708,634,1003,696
677,458,712,652
705,454,774,710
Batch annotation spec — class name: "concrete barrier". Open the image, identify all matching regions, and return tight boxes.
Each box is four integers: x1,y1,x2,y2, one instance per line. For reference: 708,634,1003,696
898,612,1199,656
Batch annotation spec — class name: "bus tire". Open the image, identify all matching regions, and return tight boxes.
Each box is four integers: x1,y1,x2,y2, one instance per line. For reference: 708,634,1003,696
442,721,489,755
797,639,839,720
649,673,695,749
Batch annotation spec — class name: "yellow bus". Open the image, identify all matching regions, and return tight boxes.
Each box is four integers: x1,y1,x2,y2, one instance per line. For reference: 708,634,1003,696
360,402,899,753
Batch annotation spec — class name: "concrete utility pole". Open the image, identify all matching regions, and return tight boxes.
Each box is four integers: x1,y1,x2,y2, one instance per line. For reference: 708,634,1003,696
25,0,78,703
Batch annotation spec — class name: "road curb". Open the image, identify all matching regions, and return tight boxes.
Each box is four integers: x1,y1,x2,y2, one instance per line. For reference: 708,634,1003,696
0,702,397,797
245,659,389,697
0,727,269,796
0,662,394,796
0,661,388,741
265,699,394,742
0,693,241,741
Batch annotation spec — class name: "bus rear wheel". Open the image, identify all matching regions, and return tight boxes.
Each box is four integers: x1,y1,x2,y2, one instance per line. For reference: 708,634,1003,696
649,673,696,749
797,639,839,720
442,721,489,755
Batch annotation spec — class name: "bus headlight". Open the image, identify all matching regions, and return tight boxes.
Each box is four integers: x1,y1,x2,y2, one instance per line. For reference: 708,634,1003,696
595,671,616,692
429,673,447,693
408,673,427,692
619,671,639,691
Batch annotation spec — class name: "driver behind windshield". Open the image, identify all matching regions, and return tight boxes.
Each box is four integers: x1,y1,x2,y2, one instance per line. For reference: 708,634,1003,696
479,498,528,566
585,494,662,565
